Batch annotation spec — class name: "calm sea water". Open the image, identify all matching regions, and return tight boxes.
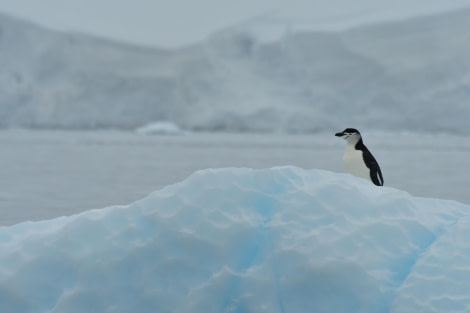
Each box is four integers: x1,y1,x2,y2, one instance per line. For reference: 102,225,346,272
1,130,468,225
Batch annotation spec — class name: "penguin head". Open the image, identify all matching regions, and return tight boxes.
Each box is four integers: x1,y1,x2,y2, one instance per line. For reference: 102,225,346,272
335,128,361,144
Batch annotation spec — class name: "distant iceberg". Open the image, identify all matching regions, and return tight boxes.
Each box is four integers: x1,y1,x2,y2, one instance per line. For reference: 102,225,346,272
0,167,468,313
135,121,187,135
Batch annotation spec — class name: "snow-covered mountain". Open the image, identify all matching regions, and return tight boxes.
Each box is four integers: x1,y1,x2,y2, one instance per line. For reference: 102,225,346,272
1,8,470,133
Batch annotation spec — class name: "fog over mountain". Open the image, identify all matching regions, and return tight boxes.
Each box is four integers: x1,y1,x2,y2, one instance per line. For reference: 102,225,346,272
1,8,469,133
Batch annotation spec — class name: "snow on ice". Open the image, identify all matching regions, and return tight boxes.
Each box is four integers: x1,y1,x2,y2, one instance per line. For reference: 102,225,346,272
0,166,469,313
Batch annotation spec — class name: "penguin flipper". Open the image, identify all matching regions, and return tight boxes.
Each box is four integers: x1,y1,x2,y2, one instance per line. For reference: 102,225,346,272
370,167,384,186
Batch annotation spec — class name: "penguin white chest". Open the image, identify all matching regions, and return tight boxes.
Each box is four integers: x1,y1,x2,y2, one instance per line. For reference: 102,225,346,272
342,146,371,181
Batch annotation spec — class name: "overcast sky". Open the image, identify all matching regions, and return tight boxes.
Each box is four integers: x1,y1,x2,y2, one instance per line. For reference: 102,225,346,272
1,0,470,48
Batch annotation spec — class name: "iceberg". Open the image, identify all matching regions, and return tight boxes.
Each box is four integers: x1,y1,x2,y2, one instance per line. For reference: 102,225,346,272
0,166,468,313
134,121,187,136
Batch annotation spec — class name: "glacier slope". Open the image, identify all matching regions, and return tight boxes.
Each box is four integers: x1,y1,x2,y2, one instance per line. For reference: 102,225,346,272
1,8,470,133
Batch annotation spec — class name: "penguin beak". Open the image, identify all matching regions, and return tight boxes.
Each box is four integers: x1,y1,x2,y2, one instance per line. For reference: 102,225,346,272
335,132,344,137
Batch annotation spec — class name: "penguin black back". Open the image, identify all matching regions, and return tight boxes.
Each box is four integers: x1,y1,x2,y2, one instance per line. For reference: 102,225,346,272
355,138,383,186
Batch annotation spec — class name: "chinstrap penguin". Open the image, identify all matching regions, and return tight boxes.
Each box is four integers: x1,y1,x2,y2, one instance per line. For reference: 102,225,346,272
335,128,384,186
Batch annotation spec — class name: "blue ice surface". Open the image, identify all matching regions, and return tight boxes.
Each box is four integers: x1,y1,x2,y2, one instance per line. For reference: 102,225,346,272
0,166,469,313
